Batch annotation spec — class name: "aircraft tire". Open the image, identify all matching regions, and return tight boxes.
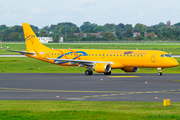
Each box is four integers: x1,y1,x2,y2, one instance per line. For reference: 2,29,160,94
89,70,93,75
85,70,90,75
85,70,93,75
158,72,162,76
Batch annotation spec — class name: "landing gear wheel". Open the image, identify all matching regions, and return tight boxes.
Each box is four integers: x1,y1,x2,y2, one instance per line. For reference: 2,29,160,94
85,70,90,75
157,68,163,76
158,72,162,76
104,71,111,75
85,70,93,75
89,70,93,75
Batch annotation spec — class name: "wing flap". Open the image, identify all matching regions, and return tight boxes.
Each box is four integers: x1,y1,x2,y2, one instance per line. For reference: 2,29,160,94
47,58,114,66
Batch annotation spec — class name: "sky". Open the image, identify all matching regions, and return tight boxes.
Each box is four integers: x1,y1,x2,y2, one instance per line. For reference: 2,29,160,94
0,0,180,28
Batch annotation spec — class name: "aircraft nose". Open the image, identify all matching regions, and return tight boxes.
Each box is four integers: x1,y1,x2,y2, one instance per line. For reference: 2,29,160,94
170,59,179,67
174,60,179,66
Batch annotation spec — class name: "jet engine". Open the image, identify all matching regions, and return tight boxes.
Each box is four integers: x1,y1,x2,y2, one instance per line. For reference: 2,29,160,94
122,67,139,72
93,63,111,73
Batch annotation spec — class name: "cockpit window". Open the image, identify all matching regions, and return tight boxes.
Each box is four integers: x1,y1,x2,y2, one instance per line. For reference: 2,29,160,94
165,54,171,57
161,54,164,57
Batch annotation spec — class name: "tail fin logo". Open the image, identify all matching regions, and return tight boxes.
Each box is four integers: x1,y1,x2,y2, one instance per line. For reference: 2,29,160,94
24,34,35,44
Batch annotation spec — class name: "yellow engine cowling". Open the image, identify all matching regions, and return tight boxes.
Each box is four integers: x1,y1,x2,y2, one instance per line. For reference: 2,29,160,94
122,67,139,72
93,63,111,73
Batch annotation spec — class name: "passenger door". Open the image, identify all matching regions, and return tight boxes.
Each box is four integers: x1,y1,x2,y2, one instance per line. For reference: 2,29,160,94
151,53,156,63
45,52,50,59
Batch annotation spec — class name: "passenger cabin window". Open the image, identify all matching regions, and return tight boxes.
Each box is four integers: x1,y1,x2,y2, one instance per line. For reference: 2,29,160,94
161,54,164,57
165,54,171,57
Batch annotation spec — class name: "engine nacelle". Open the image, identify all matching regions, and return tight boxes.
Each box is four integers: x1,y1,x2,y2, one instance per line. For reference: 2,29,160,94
93,63,111,73
122,67,139,72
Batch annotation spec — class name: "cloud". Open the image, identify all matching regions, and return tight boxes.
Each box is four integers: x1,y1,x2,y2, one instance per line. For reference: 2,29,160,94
136,12,150,19
58,16,66,20
3,12,19,18
30,8,48,15
71,7,82,12
86,16,95,21
27,15,33,19
162,4,175,9
77,0,96,7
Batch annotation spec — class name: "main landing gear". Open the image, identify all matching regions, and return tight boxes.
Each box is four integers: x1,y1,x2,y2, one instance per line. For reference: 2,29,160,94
85,70,112,75
85,70,93,75
157,68,163,76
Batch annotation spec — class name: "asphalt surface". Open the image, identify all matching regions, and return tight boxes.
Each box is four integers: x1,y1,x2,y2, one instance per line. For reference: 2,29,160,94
0,73,180,102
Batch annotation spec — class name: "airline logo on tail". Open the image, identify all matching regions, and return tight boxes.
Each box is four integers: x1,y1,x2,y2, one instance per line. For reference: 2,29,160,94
24,34,35,44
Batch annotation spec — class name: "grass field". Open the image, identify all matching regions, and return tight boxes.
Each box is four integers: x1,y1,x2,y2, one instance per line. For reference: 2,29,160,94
1,43,180,55
0,101,180,120
0,57,180,73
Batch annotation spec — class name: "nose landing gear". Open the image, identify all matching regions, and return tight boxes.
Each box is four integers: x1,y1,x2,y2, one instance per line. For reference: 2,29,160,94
157,68,163,76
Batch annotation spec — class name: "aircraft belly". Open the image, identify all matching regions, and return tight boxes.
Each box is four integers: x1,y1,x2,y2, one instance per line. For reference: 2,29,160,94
111,61,124,69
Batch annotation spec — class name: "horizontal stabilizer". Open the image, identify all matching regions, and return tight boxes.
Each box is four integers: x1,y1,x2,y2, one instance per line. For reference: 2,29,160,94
4,49,34,55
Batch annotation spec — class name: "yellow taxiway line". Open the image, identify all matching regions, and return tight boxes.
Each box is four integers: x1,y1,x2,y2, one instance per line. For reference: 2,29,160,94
108,76,139,78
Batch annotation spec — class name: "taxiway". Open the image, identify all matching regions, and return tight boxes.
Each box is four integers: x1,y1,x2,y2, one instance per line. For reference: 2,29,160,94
0,73,180,101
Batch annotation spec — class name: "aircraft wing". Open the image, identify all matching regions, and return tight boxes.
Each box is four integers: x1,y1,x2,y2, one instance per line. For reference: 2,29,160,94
4,49,34,55
47,58,114,66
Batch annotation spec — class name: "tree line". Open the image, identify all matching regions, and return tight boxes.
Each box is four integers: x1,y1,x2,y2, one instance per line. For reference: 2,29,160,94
1,21,180,42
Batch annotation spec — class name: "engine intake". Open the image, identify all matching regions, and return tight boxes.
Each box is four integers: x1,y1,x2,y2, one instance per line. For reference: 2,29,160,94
93,63,111,73
122,67,139,72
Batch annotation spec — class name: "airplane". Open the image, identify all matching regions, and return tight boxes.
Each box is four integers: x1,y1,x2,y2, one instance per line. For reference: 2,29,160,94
6,23,179,76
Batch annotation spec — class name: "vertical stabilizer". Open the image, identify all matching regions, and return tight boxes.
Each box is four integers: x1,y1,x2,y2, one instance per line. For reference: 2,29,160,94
22,23,50,51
